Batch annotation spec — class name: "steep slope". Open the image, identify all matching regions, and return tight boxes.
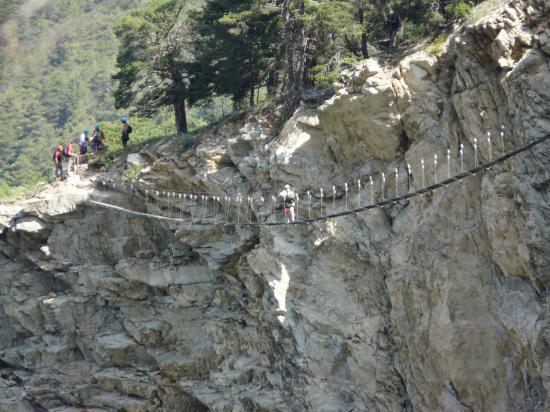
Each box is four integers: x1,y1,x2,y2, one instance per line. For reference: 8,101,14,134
0,0,145,185
1,1,549,411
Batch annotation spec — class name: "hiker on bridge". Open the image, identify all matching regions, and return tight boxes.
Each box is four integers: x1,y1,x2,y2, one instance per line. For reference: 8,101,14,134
279,184,296,223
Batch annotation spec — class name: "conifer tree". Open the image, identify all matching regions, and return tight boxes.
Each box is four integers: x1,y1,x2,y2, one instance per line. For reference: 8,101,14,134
113,0,199,134
0,0,20,24
190,0,281,107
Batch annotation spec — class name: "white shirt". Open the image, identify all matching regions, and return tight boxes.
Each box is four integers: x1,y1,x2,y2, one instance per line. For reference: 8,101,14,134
279,188,295,203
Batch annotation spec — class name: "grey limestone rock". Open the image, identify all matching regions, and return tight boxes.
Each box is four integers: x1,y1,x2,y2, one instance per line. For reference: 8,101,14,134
0,2,549,411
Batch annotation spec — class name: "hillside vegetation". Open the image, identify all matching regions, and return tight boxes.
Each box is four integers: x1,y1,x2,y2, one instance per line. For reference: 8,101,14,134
0,0,147,185
1,0,482,189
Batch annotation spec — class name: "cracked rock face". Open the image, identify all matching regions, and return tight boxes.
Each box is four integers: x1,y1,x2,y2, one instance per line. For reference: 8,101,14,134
1,2,549,411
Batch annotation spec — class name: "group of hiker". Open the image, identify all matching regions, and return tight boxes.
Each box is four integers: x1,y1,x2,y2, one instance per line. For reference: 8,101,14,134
53,117,133,181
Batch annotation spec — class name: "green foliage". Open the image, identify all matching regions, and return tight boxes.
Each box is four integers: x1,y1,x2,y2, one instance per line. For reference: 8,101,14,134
0,180,45,201
392,0,431,26
427,36,446,55
309,66,341,90
0,181,27,200
446,1,473,19
94,115,176,162
297,0,383,93
309,53,361,90
0,0,21,25
392,0,482,27
190,0,281,106
406,24,426,39
121,162,141,182
1,0,492,189
466,0,507,24
427,10,446,26
0,0,226,186
0,0,147,187
113,0,200,134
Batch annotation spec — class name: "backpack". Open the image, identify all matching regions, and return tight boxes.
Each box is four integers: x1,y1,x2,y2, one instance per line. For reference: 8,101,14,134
122,124,133,140
52,149,61,162
390,15,400,29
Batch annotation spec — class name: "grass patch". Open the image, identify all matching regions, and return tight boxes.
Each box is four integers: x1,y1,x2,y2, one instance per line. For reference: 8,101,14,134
446,1,474,20
0,182,27,200
466,0,508,24
87,116,176,170
0,181,45,201
427,37,447,56
121,162,142,182
406,24,426,39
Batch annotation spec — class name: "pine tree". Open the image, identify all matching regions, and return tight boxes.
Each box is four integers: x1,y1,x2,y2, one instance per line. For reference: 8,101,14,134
300,0,386,89
112,0,199,134
281,0,306,110
0,0,20,25
190,0,281,107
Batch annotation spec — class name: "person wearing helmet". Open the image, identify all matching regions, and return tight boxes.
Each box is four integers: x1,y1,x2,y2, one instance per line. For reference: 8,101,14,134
120,116,133,148
91,124,106,153
52,144,65,181
279,184,296,223
79,128,89,162
80,128,89,143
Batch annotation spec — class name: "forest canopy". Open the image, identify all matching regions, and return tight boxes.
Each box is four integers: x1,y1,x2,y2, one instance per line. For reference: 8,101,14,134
1,0,481,188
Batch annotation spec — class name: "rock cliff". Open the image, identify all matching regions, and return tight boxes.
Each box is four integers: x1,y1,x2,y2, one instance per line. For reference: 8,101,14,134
1,1,549,411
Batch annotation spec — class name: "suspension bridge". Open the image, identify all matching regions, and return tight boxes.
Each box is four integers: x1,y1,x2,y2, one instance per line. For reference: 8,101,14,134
87,134,549,227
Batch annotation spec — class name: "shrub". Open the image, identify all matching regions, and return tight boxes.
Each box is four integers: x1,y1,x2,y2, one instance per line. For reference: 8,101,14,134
121,163,141,183
0,182,24,200
427,10,446,26
447,1,473,20
407,24,426,39
309,53,361,90
427,36,446,56
0,181,42,201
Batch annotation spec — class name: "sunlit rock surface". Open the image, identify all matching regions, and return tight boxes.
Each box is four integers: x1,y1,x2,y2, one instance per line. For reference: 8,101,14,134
1,2,549,410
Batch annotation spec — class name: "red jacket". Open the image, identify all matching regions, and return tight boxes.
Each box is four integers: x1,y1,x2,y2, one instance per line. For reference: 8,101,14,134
53,150,63,164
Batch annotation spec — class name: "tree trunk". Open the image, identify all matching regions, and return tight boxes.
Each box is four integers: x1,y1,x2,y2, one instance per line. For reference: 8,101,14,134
282,0,295,97
289,0,306,110
359,8,369,58
248,68,259,107
344,34,359,56
303,52,316,89
174,97,188,134
249,83,255,107
282,0,306,112
267,68,278,96
361,33,368,58
171,68,188,134
295,24,306,95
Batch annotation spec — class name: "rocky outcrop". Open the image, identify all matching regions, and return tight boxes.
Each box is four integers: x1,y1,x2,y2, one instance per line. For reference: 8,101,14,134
1,1,549,410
